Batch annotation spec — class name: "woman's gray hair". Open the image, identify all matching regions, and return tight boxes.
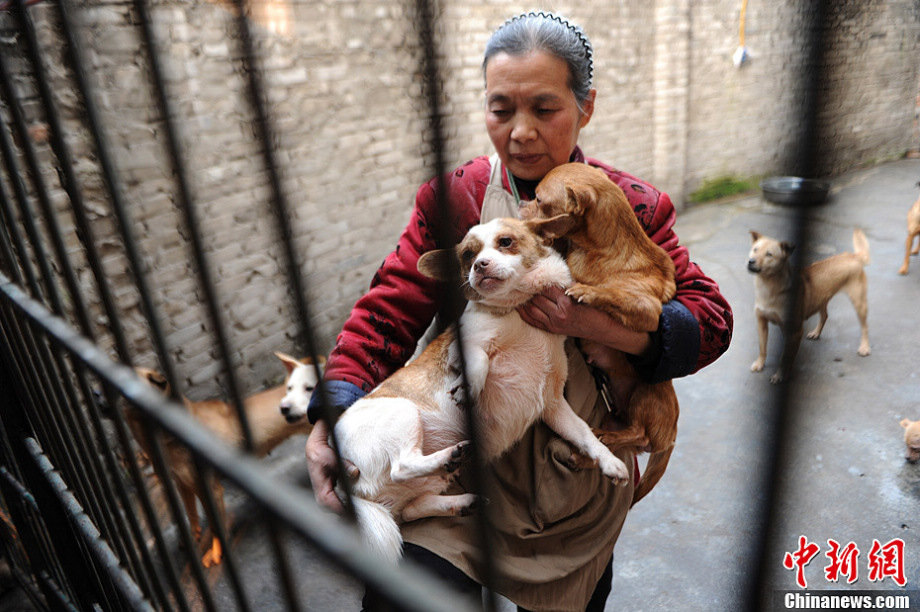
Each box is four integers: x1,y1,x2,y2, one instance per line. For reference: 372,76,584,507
483,11,594,108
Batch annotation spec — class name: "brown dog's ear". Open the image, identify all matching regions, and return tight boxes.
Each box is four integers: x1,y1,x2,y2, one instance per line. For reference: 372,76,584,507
417,248,456,281
750,230,762,243
275,352,303,375
564,183,596,216
525,214,577,241
902,418,913,429
781,241,795,255
145,370,169,392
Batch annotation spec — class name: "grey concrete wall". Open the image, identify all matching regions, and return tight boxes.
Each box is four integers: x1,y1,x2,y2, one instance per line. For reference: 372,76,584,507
1,0,917,398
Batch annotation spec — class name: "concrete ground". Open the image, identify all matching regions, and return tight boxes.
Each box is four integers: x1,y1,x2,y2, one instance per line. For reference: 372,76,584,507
6,159,920,611
611,156,920,611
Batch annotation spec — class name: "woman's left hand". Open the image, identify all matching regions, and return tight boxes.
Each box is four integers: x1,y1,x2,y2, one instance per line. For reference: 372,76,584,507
518,285,653,356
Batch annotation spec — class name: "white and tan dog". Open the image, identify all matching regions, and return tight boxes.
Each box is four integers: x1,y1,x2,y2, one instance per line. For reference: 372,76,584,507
747,228,870,383
290,217,628,562
126,352,320,567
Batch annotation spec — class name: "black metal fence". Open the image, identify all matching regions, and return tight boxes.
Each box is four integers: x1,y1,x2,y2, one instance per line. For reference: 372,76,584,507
0,0,486,609
0,0,829,609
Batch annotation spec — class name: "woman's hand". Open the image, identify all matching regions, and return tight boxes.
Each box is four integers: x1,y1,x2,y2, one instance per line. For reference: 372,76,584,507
305,419,358,513
517,285,653,356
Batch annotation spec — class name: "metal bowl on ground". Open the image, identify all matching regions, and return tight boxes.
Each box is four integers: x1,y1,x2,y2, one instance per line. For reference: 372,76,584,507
760,176,831,206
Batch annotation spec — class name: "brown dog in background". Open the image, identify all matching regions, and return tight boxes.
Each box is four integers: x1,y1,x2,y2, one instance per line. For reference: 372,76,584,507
522,162,679,506
897,184,920,275
127,352,321,567
747,229,870,384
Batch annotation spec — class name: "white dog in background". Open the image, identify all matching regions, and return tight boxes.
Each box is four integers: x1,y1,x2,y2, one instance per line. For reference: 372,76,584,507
284,218,628,562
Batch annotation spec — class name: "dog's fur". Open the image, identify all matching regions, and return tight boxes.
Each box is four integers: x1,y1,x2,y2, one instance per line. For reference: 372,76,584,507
292,217,629,562
520,162,680,505
129,353,321,567
897,186,920,275
900,418,920,463
747,229,870,383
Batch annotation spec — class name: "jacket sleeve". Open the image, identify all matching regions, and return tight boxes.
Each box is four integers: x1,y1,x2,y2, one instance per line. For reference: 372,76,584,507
618,180,733,382
306,160,487,423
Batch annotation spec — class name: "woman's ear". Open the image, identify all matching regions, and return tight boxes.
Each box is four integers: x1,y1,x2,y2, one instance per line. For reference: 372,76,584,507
579,89,596,128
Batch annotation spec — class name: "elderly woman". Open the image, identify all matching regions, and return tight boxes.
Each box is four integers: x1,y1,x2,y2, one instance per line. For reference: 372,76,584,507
305,11,732,612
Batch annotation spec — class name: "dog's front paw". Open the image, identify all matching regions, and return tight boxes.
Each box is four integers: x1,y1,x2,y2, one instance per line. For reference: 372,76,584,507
565,283,598,305
769,371,784,384
598,454,629,485
750,359,765,373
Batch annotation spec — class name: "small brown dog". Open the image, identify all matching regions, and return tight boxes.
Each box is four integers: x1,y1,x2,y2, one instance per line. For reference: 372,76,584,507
128,352,321,567
747,229,870,384
897,185,920,275
522,162,680,506
900,418,920,463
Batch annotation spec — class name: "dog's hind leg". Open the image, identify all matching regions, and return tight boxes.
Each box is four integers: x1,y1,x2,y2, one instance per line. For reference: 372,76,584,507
391,441,470,482
844,274,870,356
806,305,828,340
400,493,479,522
900,234,915,274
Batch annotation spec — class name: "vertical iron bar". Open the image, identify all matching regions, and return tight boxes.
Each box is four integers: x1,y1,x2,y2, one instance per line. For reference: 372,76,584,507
413,1,498,608
129,0,254,451
745,1,827,609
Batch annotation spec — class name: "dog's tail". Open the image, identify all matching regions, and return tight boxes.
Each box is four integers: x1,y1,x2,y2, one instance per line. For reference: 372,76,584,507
352,497,403,563
631,445,674,506
852,227,870,266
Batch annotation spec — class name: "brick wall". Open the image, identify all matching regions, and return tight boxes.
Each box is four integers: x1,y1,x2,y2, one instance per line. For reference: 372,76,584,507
2,0,918,398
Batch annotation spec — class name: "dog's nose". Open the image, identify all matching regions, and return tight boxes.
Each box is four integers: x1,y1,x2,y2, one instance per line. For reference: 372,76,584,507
280,402,290,416
474,258,491,273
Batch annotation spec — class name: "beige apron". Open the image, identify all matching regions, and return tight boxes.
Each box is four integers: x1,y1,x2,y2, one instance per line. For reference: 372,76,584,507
402,156,635,612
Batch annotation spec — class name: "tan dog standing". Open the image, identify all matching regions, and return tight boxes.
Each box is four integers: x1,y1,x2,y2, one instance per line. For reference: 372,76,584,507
522,162,680,506
127,352,320,567
747,229,870,384
897,185,920,275
900,418,920,463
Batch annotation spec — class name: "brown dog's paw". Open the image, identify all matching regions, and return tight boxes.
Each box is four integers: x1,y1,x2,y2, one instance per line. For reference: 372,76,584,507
564,282,602,305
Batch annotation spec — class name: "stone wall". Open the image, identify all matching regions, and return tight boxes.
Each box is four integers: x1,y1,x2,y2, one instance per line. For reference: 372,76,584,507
1,0,917,398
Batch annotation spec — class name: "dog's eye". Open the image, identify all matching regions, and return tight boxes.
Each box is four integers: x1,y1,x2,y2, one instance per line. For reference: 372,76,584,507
305,385,314,392
287,385,292,392
498,236,513,248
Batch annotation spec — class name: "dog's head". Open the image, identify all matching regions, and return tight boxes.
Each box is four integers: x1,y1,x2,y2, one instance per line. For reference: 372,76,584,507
900,418,920,463
417,217,571,309
520,163,631,243
93,367,172,416
277,352,325,423
747,230,794,275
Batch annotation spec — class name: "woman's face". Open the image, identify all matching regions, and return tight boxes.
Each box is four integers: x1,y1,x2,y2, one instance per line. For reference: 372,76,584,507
484,50,595,181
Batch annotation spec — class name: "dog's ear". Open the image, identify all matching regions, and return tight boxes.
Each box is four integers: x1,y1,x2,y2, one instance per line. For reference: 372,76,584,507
275,352,304,375
144,370,169,392
525,214,576,241
781,241,795,255
417,248,456,281
750,230,762,243
564,183,595,216
902,418,913,429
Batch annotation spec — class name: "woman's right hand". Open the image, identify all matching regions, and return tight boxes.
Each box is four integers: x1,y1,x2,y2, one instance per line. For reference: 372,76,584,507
305,419,358,513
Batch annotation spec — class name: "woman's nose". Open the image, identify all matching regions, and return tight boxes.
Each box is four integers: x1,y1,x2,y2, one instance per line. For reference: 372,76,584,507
510,114,537,142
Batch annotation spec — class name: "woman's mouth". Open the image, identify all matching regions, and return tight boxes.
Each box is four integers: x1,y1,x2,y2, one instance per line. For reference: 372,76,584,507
512,154,543,166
